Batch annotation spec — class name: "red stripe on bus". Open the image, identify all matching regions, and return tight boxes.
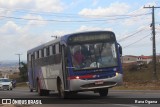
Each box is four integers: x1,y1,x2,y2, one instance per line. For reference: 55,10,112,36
68,75,94,80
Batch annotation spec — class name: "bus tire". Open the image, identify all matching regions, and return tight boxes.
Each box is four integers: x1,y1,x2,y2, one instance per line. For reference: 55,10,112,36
98,88,108,97
30,89,33,92
57,79,68,98
29,86,33,92
44,90,50,96
37,79,45,96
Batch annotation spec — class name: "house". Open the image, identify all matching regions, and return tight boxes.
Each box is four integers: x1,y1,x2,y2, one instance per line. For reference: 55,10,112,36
121,55,138,67
137,55,152,64
121,55,138,64
157,55,160,63
121,55,153,68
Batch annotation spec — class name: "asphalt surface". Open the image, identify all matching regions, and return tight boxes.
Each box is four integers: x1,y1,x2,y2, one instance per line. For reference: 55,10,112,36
0,87,160,107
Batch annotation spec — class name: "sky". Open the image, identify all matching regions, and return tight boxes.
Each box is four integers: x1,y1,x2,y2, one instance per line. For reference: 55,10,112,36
0,0,160,61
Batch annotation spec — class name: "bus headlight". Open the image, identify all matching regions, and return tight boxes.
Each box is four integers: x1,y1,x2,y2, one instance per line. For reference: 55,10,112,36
116,72,119,76
76,76,79,79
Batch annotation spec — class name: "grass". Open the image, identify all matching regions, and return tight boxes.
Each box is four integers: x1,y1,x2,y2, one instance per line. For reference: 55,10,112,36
16,82,28,87
123,63,160,82
113,62,160,90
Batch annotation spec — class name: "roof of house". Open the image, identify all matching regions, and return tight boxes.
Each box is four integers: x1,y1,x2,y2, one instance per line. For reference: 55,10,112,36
138,55,152,59
122,55,138,58
123,55,152,59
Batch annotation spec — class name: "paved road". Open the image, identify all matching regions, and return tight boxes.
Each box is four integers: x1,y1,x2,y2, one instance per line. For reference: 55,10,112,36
0,87,160,107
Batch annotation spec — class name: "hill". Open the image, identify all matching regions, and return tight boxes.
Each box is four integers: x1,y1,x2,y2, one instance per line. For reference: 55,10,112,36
113,62,160,90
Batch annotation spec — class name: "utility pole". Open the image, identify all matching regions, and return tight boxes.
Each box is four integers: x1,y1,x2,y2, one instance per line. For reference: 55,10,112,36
15,53,22,68
144,6,160,80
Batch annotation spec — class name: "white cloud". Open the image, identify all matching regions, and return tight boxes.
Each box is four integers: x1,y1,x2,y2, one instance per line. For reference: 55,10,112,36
79,2,130,18
34,0,64,12
0,0,64,12
0,0,33,9
120,3,152,27
0,21,50,60
22,14,47,27
144,2,156,7
0,21,23,35
0,9,12,17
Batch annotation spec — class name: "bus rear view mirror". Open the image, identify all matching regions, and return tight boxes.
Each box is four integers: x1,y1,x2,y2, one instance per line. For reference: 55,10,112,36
64,46,68,57
118,43,122,57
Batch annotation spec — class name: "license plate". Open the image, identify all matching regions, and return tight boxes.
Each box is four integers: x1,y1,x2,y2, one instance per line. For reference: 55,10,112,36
95,81,104,85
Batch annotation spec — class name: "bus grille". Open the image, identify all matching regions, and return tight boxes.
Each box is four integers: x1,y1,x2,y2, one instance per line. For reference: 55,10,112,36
81,82,116,89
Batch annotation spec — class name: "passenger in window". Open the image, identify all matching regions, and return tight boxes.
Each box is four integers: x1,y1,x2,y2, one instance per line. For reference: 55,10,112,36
81,45,91,59
74,50,85,65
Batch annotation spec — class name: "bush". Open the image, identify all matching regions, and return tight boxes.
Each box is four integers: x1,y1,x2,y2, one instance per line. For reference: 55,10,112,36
128,64,138,71
19,62,28,82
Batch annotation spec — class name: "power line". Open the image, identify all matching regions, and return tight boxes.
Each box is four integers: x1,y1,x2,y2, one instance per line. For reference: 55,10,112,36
118,27,148,42
0,13,151,23
0,7,151,18
123,33,151,48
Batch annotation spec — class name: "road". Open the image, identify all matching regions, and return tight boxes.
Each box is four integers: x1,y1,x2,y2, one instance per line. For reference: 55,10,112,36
0,87,160,107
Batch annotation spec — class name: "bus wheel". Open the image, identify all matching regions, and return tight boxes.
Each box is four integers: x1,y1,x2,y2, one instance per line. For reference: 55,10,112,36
98,88,108,97
30,89,33,92
29,86,33,92
57,79,68,98
44,90,50,96
37,80,45,96
29,85,33,92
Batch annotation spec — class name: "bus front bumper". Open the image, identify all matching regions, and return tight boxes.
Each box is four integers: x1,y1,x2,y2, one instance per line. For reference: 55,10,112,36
69,73,123,91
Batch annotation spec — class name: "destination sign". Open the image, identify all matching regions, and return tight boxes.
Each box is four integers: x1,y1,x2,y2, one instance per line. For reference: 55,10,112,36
68,33,115,43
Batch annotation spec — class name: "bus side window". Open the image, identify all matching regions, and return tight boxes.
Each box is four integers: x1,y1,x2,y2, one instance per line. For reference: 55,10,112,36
46,47,49,56
52,45,55,55
59,43,62,54
37,51,39,58
41,49,44,57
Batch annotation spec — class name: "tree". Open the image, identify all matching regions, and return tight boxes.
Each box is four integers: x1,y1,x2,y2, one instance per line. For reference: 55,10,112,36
19,62,28,81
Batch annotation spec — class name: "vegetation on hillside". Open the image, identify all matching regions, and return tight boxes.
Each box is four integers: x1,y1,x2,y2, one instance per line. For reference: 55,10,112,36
113,62,160,90
19,62,28,81
123,62,160,82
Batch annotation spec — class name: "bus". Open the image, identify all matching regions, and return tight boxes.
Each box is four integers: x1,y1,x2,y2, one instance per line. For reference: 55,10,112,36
27,31,123,98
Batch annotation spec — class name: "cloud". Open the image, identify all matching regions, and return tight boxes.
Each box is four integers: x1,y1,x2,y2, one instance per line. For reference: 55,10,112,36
34,0,64,12
0,0,64,12
0,0,33,10
0,9,12,17
0,21,23,35
120,2,152,27
0,21,50,60
79,2,130,18
22,14,47,27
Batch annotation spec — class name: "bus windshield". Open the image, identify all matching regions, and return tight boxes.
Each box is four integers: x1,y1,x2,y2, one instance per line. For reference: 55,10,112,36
69,42,118,70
